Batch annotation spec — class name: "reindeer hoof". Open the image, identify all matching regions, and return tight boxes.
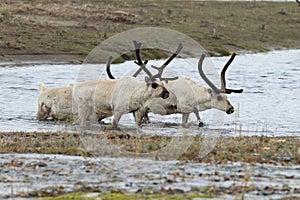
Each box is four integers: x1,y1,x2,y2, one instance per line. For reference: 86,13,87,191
198,122,204,127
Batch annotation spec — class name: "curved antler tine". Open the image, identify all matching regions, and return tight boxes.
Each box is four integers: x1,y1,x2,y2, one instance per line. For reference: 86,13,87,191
162,76,179,82
160,43,183,70
221,53,236,89
132,68,141,78
106,56,115,79
133,40,143,65
133,40,153,78
225,88,244,94
150,43,183,80
198,54,223,94
220,53,244,94
152,74,179,82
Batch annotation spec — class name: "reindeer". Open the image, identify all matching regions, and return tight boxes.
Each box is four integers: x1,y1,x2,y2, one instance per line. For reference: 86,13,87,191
107,41,243,128
36,83,74,121
72,57,170,128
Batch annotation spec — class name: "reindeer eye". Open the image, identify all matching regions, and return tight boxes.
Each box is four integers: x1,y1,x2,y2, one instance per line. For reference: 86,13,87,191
217,95,223,101
151,83,158,89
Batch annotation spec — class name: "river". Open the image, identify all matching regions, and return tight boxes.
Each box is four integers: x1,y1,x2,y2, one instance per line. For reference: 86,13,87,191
0,49,299,136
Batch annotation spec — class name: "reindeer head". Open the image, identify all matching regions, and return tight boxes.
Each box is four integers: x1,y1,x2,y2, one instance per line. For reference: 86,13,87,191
36,83,52,120
198,53,243,114
37,102,52,120
145,77,170,99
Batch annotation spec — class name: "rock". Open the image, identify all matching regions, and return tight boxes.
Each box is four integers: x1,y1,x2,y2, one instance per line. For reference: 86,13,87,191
208,186,215,193
125,182,133,187
214,170,220,176
223,175,230,181
262,190,274,196
281,184,291,192
284,175,294,179
165,179,175,184
25,161,47,167
212,177,221,182
293,188,300,194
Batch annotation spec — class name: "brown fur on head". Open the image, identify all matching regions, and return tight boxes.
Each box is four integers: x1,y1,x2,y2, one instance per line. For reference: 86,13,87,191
37,102,51,120
145,77,170,99
36,82,51,120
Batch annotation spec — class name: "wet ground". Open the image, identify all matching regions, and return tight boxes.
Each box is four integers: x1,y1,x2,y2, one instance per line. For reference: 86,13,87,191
1,153,300,199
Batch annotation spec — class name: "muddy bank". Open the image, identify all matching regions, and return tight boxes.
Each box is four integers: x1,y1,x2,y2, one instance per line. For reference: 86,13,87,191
0,53,84,64
1,0,299,60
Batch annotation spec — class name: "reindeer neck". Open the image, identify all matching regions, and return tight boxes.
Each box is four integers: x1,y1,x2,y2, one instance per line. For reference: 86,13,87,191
129,84,151,111
196,87,213,110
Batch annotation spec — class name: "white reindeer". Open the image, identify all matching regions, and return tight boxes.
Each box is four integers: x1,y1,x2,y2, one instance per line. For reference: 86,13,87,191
107,42,243,128
36,83,74,121
72,58,170,128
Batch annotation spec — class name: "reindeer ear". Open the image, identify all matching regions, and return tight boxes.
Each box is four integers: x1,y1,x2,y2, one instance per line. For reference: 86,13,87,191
145,77,152,84
38,82,46,91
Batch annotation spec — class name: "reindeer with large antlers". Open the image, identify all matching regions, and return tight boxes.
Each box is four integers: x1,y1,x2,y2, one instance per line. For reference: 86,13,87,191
72,54,171,128
107,41,243,127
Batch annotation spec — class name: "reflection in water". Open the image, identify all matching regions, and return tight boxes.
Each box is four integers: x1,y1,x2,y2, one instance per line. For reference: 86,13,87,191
0,49,299,136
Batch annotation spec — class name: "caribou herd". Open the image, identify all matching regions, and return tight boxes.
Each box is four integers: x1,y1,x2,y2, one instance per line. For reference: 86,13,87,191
37,41,243,128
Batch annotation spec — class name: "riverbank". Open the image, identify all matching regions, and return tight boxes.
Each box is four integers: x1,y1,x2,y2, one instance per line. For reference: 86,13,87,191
1,131,299,165
1,0,299,63
0,132,300,199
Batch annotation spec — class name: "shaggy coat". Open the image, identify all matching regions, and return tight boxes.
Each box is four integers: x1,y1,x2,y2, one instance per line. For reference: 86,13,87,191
72,77,169,128
36,83,74,121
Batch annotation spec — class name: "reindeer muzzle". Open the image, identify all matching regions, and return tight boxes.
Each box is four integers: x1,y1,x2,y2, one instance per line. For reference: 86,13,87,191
160,89,169,99
226,107,234,114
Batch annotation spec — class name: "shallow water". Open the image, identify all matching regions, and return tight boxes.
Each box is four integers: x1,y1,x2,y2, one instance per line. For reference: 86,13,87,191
0,49,299,136
0,153,299,199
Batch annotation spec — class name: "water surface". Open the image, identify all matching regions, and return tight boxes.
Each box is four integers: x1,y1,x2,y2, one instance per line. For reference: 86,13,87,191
0,49,299,136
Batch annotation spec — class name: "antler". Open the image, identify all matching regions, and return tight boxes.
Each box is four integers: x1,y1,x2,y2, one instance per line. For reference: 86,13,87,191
198,54,223,93
106,41,154,79
106,41,181,82
132,40,152,78
150,43,182,81
133,41,180,81
106,56,114,79
198,54,243,94
220,53,243,94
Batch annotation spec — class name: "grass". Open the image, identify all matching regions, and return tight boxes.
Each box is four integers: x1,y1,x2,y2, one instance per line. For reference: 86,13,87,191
0,1,299,59
39,190,217,200
0,131,299,165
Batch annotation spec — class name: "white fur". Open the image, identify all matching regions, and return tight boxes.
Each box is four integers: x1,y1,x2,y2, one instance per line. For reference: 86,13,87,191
142,78,234,127
36,83,74,121
72,77,169,128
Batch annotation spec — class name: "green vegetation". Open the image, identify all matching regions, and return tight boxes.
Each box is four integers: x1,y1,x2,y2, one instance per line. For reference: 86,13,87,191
0,0,299,60
40,190,216,200
0,131,299,165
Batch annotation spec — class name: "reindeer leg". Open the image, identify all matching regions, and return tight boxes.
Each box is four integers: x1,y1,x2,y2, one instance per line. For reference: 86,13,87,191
111,112,122,129
193,109,204,127
74,103,90,126
182,113,190,128
133,110,142,127
141,111,150,124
